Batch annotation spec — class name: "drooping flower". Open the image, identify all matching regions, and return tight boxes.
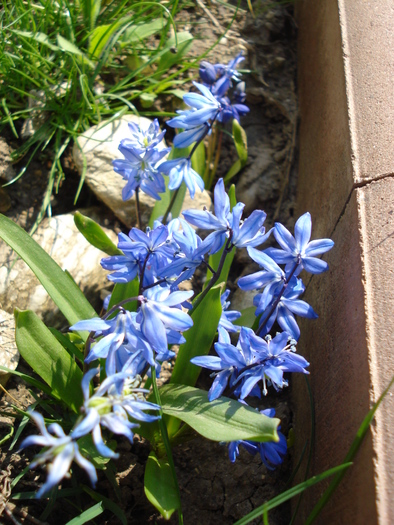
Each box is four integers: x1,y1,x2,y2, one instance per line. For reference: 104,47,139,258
21,412,97,498
159,157,205,198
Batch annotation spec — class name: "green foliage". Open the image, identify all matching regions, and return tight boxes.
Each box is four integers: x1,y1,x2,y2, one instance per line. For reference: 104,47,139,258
0,0,197,226
0,214,96,327
160,384,280,442
14,309,83,412
74,211,122,256
224,119,248,183
144,452,181,520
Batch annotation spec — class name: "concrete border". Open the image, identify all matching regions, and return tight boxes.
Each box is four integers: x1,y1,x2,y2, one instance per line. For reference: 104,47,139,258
294,0,394,523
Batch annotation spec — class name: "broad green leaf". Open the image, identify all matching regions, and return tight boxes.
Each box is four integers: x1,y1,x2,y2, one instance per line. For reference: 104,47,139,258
223,158,243,184
88,22,121,59
0,214,97,327
170,285,222,387
107,277,139,313
66,502,103,525
83,0,102,33
234,306,257,328
156,31,194,74
15,310,83,412
191,140,206,178
78,434,112,469
56,35,95,68
0,365,52,397
49,327,85,363
233,463,352,525
160,384,280,443
74,211,122,256
122,19,164,44
11,30,59,51
144,452,180,520
205,185,237,285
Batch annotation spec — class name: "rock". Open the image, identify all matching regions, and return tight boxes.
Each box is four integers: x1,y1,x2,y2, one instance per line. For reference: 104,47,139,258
230,288,256,313
0,309,19,387
0,137,16,183
72,115,212,228
0,211,117,328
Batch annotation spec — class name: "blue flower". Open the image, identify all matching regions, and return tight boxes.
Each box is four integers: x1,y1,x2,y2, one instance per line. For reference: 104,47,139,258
123,118,166,154
265,213,334,275
72,371,160,458
21,411,97,498
191,327,259,401
238,248,285,311
159,157,205,198
138,286,194,354
159,219,211,279
255,276,318,340
218,290,241,335
183,178,270,253
168,82,221,129
237,331,309,398
113,140,169,200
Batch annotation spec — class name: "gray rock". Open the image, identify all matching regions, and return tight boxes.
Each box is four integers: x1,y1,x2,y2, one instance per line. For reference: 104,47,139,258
0,309,19,387
72,115,212,227
0,138,16,183
0,212,117,327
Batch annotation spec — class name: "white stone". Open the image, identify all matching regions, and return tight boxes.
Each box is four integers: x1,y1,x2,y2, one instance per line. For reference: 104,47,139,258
0,309,19,386
0,211,117,327
72,115,212,228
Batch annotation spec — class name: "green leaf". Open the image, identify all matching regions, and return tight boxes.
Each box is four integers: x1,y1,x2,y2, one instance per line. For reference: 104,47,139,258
190,140,206,177
160,384,280,443
74,212,122,256
48,327,85,363
107,277,139,312
232,119,248,163
122,19,164,44
88,23,121,59
156,31,194,74
0,214,97,328
11,30,59,51
234,306,257,328
144,452,180,520
15,310,83,412
170,285,222,387
56,35,92,64
139,92,157,108
224,120,248,184
205,185,237,285
66,502,103,525
233,463,352,525
77,434,112,469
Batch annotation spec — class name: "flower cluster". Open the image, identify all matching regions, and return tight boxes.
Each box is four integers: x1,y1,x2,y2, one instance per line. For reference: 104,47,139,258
113,55,249,201
20,55,334,500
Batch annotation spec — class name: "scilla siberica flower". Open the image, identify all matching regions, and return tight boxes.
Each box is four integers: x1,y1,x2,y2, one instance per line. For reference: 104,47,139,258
264,212,334,275
113,119,169,201
183,178,270,254
20,411,97,498
72,370,160,458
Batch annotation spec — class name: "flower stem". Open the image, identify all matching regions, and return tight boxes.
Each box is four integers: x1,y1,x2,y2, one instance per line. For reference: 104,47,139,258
151,366,184,525
192,235,233,312
162,187,180,225
135,187,141,229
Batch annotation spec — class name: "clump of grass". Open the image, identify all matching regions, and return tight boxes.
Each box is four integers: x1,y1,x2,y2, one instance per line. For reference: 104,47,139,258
0,0,199,230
